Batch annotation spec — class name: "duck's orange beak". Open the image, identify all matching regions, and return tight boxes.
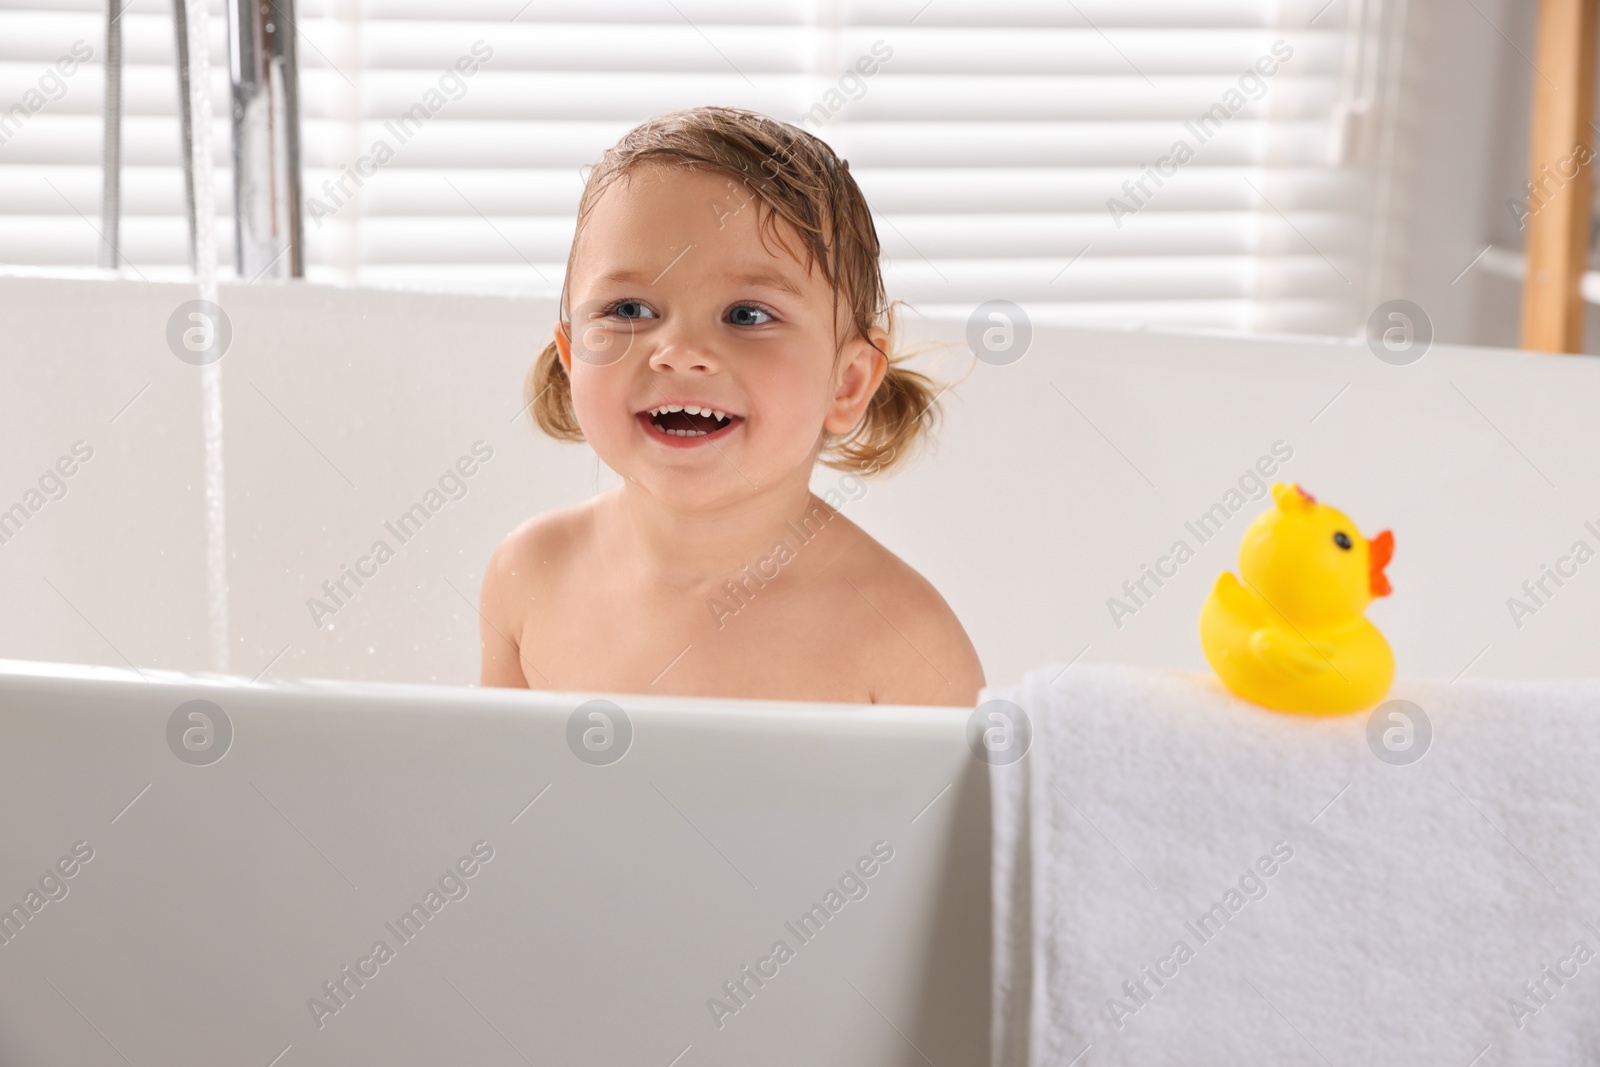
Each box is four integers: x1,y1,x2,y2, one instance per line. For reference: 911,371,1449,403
1368,529,1394,597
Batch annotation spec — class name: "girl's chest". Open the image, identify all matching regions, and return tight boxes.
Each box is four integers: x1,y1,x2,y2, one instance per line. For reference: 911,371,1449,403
518,569,882,703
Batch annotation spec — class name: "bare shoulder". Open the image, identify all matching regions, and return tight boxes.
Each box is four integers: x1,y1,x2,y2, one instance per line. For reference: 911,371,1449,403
483,498,594,605
826,515,985,708
489,498,593,574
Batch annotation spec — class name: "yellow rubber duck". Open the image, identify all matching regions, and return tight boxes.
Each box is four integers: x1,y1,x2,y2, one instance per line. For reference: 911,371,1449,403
1199,482,1395,715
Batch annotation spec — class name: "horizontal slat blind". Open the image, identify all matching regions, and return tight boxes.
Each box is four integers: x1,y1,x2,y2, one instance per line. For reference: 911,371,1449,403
0,0,1374,334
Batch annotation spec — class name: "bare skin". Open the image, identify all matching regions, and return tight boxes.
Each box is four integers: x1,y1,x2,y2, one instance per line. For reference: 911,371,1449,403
479,165,984,706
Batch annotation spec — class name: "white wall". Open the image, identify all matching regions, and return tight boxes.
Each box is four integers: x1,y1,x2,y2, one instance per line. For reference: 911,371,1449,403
3,273,1598,693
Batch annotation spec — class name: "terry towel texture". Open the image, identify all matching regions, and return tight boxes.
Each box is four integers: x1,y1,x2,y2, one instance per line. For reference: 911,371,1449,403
986,662,1600,1067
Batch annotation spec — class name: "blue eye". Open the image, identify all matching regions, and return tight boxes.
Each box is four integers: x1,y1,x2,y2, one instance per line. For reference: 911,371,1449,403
605,300,656,320
728,304,774,326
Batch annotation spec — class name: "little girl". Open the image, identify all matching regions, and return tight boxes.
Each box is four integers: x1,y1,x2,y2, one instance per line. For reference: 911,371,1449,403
478,106,983,707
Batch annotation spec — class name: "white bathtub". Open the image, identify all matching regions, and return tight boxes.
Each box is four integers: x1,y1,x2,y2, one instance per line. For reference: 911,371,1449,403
0,657,989,1065
4,273,1600,1063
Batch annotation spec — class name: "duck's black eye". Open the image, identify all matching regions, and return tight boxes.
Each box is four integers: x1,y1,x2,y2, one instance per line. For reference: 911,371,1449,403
1333,531,1352,550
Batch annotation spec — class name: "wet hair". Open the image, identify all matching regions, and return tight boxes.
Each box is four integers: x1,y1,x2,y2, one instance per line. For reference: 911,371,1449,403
524,105,943,475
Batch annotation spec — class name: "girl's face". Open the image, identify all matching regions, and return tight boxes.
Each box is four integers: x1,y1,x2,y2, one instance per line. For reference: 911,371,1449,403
554,166,887,510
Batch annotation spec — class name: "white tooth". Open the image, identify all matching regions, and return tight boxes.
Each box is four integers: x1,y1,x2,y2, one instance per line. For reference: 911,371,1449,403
666,404,683,413
713,409,726,420
682,405,700,416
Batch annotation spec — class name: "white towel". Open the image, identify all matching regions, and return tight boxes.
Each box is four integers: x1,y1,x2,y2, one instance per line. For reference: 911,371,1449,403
987,662,1600,1067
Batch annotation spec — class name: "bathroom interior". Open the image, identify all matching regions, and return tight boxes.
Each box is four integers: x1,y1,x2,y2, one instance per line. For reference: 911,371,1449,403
4,1,1600,1064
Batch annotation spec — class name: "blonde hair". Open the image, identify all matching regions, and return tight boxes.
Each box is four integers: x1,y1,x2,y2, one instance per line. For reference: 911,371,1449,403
525,105,943,475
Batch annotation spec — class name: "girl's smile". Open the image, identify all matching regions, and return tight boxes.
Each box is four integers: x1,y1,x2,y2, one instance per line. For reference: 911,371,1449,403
635,402,744,447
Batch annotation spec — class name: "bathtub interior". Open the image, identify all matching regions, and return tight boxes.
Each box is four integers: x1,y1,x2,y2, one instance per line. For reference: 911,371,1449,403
2,273,1599,688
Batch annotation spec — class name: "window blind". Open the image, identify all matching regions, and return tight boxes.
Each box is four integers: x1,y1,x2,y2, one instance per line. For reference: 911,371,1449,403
0,0,1380,335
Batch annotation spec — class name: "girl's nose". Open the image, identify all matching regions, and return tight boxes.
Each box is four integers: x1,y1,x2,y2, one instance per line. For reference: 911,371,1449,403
648,335,718,374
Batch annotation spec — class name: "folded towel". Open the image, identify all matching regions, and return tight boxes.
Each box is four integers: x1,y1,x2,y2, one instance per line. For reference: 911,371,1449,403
987,663,1600,1067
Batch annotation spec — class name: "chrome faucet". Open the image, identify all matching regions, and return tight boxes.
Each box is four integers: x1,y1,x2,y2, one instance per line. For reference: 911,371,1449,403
98,0,305,278
226,0,305,279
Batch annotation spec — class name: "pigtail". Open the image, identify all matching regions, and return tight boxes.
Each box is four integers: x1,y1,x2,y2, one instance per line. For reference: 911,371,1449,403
822,357,940,476
526,337,583,440
820,302,954,477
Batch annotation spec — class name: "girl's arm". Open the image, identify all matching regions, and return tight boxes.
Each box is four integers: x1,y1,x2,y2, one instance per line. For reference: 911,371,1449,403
479,538,531,688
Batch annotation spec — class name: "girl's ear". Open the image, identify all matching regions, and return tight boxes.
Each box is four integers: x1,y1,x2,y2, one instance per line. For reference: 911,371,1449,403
823,326,890,435
553,322,573,374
